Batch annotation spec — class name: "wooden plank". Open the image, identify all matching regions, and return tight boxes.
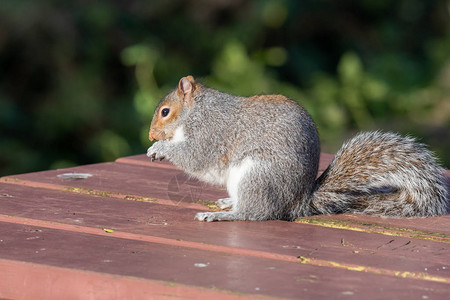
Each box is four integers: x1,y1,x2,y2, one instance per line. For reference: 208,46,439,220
297,214,450,238
0,221,287,299
0,183,449,281
0,161,228,210
1,153,448,237
2,213,449,284
0,220,449,299
0,152,449,299
0,259,265,300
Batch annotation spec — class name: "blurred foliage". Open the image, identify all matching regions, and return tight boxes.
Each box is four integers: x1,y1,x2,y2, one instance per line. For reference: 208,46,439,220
0,0,449,176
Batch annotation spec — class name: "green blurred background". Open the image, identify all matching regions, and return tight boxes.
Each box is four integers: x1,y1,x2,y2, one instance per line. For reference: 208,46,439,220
0,0,449,176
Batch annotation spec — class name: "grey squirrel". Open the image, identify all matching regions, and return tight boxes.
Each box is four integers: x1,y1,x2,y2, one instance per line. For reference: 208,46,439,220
147,76,448,221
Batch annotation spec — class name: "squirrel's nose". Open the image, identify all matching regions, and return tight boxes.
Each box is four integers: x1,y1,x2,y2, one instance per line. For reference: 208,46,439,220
149,129,155,141
149,128,164,141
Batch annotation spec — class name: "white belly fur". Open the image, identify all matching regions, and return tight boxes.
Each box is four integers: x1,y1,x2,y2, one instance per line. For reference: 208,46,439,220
226,158,254,205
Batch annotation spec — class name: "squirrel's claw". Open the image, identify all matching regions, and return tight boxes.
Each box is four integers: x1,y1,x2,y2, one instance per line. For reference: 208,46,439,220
149,153,165,162
147,149,165,162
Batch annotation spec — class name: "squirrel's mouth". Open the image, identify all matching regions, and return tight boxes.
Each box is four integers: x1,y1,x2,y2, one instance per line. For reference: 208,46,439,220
149,129,165,141
149,128,174,141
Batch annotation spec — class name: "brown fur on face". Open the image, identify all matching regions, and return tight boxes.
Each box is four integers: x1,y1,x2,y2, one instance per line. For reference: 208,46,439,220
149,76,199,141
149,100,183,141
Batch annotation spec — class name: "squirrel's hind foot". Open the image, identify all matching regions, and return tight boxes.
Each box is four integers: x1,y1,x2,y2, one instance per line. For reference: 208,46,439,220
195,211,241,222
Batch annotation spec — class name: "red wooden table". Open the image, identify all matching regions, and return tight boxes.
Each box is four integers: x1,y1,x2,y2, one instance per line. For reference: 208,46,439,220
0,153,449,299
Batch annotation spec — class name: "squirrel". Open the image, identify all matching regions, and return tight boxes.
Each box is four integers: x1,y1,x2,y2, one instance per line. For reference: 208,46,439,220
147,76,448,222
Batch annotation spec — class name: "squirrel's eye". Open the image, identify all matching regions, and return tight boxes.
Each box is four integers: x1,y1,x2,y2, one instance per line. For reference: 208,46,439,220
161,108,170,117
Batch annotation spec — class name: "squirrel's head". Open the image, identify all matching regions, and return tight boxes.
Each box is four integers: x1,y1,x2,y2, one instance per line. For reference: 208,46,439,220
149,75,198,141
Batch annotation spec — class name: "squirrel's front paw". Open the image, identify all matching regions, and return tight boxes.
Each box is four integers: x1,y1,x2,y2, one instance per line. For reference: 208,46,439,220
148,152,165,162
147,143,166,162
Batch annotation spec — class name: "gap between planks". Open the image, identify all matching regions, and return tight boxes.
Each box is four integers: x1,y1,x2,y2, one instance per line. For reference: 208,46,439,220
0,214,449,285
296,217,450,243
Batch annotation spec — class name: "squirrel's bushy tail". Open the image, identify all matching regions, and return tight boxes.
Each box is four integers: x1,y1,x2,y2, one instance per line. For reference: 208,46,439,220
310,131,448,217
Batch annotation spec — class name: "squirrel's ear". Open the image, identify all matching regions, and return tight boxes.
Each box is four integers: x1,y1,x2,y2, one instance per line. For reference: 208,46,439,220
177,76,196,107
